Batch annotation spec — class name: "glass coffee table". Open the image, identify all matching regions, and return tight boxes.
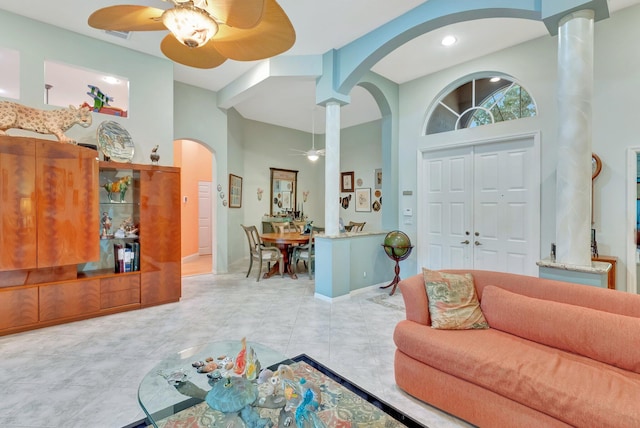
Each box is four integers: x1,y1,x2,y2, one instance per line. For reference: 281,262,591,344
137,340,425,428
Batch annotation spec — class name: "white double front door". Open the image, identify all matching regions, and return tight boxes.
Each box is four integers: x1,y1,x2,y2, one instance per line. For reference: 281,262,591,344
419,135,539,275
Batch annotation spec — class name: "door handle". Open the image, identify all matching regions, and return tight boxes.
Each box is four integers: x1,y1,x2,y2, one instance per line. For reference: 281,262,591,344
460,240,470,244
475,241,482,246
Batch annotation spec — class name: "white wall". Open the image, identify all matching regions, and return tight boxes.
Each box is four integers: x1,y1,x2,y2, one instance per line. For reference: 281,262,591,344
241,117,326,231
239,117,383,228
398,6,640,290
339,120,383,231
0,10,174,164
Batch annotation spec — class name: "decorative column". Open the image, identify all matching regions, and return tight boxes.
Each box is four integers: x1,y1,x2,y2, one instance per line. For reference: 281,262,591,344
324,102,341,236
555,10,594,266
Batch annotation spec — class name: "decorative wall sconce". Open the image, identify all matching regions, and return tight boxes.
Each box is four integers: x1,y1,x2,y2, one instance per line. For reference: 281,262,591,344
257,187,263,201
303,190,309,202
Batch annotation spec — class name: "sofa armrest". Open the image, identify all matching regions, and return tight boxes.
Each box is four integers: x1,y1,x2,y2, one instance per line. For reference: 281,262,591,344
398,274,430,326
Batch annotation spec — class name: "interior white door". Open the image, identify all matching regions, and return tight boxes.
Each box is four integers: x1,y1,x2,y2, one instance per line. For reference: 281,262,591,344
420,135,538,275
422,146,473,270
198,181,212,255
473,139,535,275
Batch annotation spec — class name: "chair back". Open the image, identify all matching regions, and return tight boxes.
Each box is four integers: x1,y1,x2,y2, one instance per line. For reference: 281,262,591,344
272,221,292,233
241,224,261,256
348,221,366,232
309,228,318,254
292,220,306,233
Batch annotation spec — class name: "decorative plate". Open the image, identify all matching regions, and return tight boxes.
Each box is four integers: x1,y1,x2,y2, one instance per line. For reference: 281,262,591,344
357,178,363,186
374,190,382,198
96,121,134,162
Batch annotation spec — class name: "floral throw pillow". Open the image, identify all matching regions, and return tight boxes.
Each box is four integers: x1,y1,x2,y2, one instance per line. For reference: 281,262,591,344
422,268,489,330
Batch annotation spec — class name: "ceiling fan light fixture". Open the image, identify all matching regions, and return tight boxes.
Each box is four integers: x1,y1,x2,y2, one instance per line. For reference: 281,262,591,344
307,150,319,162
162,4,218,48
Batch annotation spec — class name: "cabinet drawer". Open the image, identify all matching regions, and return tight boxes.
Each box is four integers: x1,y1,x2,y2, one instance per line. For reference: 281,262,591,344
39,279,100,321
0,287,38,330
101,275,140,309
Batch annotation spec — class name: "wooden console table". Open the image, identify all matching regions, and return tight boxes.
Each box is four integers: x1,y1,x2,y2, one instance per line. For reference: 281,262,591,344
592,255,616,290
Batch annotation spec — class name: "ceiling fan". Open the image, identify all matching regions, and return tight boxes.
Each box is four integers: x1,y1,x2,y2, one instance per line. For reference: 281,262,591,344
88,0,295,69
291,109,325,161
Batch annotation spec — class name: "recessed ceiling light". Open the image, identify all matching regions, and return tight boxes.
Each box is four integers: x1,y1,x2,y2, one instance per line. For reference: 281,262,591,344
441,35,457,46
490,77,501,83
103,76,120,85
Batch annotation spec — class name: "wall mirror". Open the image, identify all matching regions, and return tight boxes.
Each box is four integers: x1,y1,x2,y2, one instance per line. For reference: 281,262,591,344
44,60,129,117
270,168,298,216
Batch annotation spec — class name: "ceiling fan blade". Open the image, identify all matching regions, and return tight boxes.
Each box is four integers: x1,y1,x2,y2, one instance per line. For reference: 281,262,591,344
88,5,167,32
317,149,326,155
204,0,266,29
211,0,295,61
289,148,308,154
161,34,228,69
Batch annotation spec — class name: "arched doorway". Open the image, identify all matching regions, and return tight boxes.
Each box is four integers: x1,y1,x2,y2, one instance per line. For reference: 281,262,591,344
174,139,216,276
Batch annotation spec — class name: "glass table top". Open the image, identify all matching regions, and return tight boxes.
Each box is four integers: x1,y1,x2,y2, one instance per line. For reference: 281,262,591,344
137,340,287,427
138,341,425,428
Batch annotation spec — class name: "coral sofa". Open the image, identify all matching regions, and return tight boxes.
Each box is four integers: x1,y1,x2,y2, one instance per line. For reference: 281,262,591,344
394,270,640,427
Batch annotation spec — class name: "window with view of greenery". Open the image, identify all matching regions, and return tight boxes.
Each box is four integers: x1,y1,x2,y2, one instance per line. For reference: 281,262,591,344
425,77,536,135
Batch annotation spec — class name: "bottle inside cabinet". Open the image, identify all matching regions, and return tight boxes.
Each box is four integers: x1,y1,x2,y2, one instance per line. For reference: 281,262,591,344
79,167,141,274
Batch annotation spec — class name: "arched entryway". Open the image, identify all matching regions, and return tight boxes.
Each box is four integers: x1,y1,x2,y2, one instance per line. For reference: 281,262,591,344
173,139,216,276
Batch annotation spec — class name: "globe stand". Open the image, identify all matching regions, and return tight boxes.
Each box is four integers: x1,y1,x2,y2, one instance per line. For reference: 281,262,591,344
380,245,413,296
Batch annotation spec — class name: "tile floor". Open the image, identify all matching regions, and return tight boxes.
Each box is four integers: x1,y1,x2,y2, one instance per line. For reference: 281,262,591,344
0,260,471,428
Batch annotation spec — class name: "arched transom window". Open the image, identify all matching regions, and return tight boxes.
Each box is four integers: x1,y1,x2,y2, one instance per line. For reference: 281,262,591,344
425,76,537,135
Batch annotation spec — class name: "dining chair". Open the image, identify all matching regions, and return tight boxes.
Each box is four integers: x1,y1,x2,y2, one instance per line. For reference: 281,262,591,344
291,227,320,279
347,221,366,232
271,221,293,233
241,224,283,281
292,220,306,233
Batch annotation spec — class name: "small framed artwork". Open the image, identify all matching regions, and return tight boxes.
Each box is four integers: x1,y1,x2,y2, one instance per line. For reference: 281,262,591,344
355,188,371,212
341,171,355,192
229,174,242,208
374,168,382,189
282,191,291,209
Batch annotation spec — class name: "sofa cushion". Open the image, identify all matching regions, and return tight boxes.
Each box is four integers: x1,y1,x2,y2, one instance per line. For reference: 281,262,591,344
422,268,488,329
394,320,640,427
481,285,640,374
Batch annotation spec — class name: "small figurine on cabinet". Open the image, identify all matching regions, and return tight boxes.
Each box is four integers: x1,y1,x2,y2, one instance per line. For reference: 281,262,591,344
119,217,138,237
103,175,132,202
100,212,112,239
150,145,160,165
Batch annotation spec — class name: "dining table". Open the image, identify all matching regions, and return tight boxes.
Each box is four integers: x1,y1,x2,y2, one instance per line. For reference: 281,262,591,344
260,231,310,279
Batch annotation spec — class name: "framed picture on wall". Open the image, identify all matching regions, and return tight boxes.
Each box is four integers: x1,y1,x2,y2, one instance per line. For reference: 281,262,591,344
374,168,382,189
341,171,355,192
229,174,242,208
355,188,371,212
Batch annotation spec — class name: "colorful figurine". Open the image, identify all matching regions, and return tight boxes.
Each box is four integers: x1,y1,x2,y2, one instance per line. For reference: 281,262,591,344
234,337,247,375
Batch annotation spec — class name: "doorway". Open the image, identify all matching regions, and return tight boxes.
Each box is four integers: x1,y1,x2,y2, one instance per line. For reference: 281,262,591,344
417,134,540,275
198,181,213,255
174,139,215,276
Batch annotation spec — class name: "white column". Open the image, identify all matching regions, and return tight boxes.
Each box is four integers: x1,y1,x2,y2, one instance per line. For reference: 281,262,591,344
324,102,341,236
556,10,594,266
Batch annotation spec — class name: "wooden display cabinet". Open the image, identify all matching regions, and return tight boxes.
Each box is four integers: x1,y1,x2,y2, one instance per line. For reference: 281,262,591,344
0,137,98,273
0,136,181,335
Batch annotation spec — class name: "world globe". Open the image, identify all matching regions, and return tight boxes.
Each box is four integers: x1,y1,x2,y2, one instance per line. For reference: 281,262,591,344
383,230,412,258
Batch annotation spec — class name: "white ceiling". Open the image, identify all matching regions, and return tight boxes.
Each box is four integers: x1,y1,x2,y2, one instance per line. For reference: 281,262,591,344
0,0,638,133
